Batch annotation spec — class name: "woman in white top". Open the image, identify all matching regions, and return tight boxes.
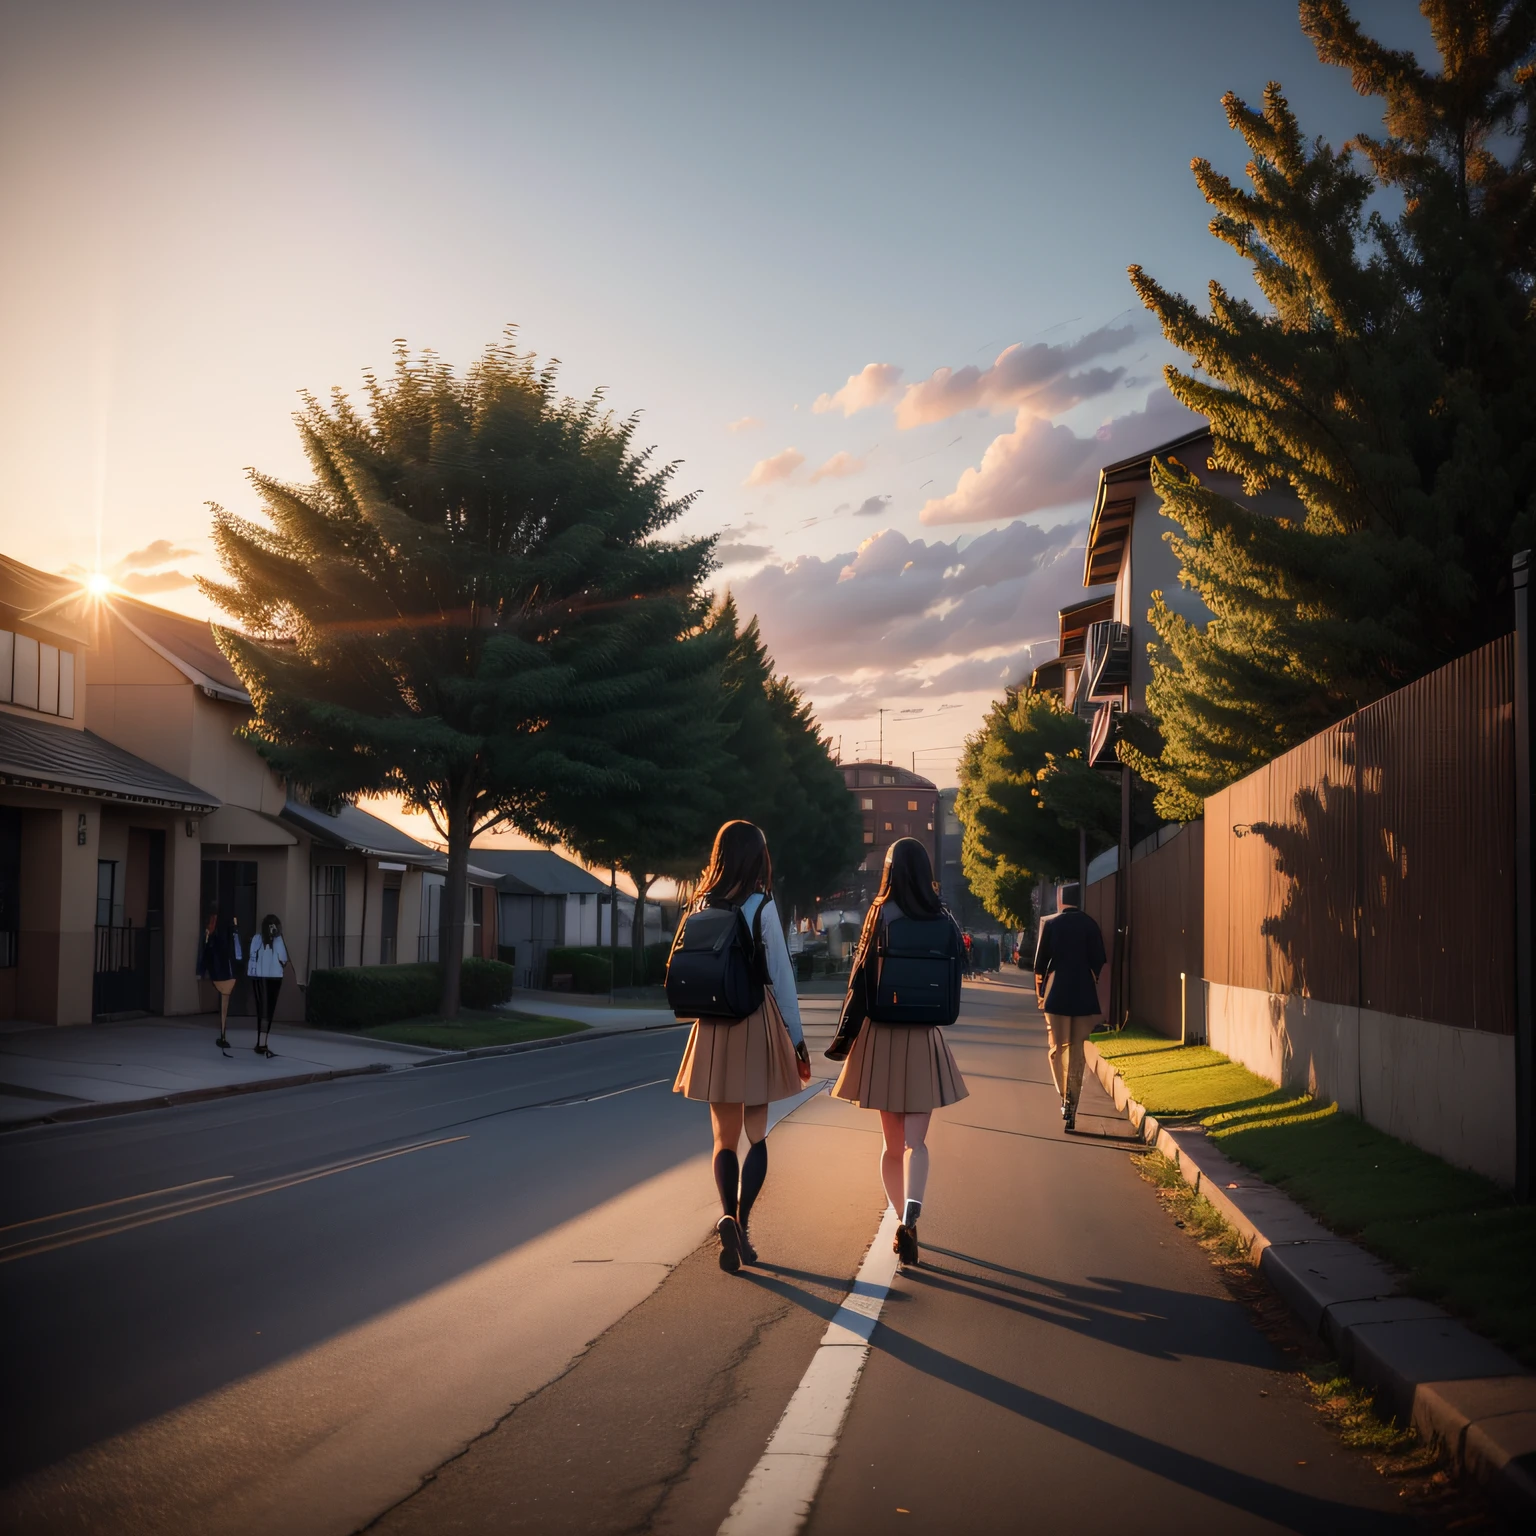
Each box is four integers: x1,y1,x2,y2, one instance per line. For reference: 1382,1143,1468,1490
246,914,292,1058
672,820,811,1273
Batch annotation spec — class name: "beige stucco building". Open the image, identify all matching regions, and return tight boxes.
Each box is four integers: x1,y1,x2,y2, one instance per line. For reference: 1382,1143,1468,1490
0,555,498,1026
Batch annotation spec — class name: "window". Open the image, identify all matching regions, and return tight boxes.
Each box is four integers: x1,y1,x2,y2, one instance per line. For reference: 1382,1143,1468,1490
471,885,484,956
96,860,118,928
0,808,19,968
928,821,934,832
881,775,895,785
907,800,918,811
0,631,74,718
884,821,892,832
863,831,875,844
311,864,347,969
860,797,873,810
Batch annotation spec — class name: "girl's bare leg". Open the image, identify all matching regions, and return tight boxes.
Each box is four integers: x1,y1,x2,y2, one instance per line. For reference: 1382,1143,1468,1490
878,1111,906,1214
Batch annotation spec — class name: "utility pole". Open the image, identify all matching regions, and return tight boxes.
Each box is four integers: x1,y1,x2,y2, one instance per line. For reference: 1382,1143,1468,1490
878,707,886,764
1514,551,1532,1200
609,865,618,1003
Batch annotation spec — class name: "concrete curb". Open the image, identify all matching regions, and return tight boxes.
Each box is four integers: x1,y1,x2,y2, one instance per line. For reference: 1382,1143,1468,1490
1084,1039,1536,1523
1,1016,688,1134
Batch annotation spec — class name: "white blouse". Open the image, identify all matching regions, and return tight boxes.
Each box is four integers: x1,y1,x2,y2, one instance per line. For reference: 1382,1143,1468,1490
739,893,804,1045
247,934,289,978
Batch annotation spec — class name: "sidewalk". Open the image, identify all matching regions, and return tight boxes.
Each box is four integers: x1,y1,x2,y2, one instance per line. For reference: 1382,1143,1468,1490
0,997,682,1130
1085,1037,1536,1523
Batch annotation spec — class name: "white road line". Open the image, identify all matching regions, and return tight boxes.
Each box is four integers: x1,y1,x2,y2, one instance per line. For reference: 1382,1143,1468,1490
718,1205,900,1536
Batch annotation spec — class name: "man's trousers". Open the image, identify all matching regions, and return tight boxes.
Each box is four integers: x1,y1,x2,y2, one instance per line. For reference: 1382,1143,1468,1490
1045,1013,1099,1105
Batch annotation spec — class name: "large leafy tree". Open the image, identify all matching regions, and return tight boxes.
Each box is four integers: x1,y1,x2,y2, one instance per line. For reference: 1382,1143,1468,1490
1123,2,1536,818
955,690,1121,928
203,335,716,1014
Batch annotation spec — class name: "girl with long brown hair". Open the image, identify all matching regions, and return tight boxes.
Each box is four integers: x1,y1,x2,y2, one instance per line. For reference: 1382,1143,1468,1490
672,820,811,1272
826,836,967,1266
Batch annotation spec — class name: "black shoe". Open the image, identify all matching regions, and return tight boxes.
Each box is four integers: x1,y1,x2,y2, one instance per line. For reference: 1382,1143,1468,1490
215,1035,231,1050
1064,1100,1077,1132
254,1044,265,1054
895,1222,919,1265
739,1225,758,1266
716,1215,743,1274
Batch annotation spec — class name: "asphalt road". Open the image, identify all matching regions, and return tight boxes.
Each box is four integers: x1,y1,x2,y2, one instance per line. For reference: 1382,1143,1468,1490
0,986,1432,1535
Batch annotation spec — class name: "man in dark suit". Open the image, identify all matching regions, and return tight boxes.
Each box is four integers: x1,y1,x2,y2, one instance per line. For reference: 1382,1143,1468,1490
1032,893,1107,1132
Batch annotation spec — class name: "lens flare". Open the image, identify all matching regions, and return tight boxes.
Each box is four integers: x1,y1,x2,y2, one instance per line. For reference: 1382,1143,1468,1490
85,572,113,597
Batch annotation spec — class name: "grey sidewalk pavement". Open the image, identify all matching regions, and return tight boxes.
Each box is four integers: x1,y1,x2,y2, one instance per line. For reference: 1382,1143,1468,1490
0,996,686,1130
1084,1037,1536,1524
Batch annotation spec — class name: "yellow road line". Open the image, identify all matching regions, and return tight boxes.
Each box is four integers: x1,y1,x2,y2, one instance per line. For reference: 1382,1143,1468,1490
0,1175,234,1235
0,1135,469,1265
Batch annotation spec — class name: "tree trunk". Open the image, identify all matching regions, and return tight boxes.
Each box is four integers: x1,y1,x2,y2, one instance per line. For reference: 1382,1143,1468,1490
439,783,473,1017
630,870,653,984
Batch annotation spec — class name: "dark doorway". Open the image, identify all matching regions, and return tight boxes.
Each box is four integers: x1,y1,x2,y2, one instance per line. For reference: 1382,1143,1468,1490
201,858,258,1016
92,827,169,1019
380,870,402,965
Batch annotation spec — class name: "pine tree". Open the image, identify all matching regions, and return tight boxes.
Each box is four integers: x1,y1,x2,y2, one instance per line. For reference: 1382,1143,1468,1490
955,690,1120,928
1124,3,1536,818
204,334,716,1015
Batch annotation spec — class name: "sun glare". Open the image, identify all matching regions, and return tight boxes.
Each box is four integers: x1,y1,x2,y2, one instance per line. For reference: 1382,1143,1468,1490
85,572,113,597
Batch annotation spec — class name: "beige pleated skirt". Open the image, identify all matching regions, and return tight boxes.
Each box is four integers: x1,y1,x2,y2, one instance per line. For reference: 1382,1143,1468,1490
673,987,804,1105
832,1022,969,1113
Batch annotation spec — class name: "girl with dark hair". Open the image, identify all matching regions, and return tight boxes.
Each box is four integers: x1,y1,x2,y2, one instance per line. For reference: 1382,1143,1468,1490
196,909,242,1054
827,837,968,1266
673,819,811,1273
247,913,291,1058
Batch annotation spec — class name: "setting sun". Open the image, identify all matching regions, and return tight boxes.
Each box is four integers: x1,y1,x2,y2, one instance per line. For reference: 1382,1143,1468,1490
84,571,113,597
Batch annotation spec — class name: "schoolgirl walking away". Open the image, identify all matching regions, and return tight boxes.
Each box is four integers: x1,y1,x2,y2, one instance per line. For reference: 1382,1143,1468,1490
671,820,811,1273
247,914,292,1058
826,837,967,1267
197,908,242,1053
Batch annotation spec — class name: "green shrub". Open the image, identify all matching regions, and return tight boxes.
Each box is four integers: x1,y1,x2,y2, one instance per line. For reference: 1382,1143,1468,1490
307,958,515,1026
461,957,515,1007
307,963,440,1030
545,943,675,991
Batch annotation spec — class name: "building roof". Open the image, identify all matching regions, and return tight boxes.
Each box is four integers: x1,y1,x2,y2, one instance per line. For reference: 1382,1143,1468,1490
0,711,220,811
280,798,443,865
0,554,94,644
1082,426,1212,589
110,596,251,704
466,847,612,896
840,762,938,790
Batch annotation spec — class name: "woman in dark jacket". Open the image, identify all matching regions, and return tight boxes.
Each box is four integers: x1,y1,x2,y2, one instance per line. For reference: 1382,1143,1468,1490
826,838,967,1267
197,909,242,1052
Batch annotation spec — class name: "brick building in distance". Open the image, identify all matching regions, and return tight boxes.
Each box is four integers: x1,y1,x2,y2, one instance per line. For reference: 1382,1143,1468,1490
839,761,939,902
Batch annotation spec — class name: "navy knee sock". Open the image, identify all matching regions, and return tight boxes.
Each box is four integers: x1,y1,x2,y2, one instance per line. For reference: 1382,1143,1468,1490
713,1149,740,1219
739,1139,768,1229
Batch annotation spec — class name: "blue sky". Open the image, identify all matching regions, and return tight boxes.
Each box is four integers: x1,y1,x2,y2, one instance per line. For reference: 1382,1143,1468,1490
0,0,1430,790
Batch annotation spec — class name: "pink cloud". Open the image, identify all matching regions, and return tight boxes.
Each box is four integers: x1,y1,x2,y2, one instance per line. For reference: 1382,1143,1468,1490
919,388,1202,525
809,451,866,484
894,323,1134,429
813,362,903,417
726,415,762,434
743,447,805,487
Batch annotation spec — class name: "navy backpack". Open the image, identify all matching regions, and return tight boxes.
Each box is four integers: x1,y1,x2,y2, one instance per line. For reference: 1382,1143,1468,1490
664,896,766,1020
868,913,963,1026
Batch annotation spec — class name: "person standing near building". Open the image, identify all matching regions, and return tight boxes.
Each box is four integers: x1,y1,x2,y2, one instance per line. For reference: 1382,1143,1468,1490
1033,894,1107,1131
826,838,967,1267
247,914,291,1058
671,821,811,1273
197,908,242,1054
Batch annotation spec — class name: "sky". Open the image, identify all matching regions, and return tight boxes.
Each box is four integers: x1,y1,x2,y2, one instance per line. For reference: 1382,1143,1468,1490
0,0,1431,829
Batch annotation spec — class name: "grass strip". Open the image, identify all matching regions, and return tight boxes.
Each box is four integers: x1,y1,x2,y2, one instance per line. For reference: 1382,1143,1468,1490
364,1009,588,1050
1097,1026,1536,1365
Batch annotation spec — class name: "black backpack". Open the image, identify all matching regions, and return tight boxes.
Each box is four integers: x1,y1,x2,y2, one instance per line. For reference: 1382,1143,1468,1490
664,896,766,1020
868,913,963,1026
